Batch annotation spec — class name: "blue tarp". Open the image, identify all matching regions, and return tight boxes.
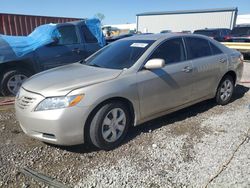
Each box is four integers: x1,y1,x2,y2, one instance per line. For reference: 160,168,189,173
0,24,59,57
0,18,105,60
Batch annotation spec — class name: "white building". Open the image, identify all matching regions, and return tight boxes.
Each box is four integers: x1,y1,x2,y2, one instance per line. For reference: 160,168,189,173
236,14,250,25
136,7,238,33
103,23,136,31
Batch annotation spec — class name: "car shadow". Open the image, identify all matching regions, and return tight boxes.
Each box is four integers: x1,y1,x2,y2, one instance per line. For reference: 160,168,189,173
53,85,249,153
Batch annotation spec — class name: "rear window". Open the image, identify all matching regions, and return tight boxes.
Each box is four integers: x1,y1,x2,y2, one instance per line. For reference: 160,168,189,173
231,27,250,35
82,25,98,43
209,42,223,55
185,37,212,59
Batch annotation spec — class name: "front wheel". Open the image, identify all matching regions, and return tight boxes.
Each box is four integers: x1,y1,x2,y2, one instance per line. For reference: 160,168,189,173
215,75,234,105
0,69,31,96
89,102,131,150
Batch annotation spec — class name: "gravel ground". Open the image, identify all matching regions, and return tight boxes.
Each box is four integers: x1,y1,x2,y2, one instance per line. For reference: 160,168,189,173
0,63,250,188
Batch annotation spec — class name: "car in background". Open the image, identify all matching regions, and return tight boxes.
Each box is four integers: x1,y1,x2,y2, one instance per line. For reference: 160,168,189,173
225,25,250,42
16,33,243,150
0,20,105,96
106,34,134,44
193,28,231,42
160,30,172,33
181,30,191,34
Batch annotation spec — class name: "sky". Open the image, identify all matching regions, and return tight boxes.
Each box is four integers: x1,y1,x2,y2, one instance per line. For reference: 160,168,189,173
1,0,250,25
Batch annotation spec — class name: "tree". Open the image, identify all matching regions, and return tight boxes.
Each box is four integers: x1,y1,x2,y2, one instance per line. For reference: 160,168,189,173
94,13,105,24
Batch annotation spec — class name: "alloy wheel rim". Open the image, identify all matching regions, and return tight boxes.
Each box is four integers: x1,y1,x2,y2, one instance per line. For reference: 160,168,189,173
220,79,233,101
7,74,27,95
102,108,126,143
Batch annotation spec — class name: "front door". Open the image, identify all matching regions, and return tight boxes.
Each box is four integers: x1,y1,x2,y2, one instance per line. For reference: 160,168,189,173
136,37,194,120
35,25,84,70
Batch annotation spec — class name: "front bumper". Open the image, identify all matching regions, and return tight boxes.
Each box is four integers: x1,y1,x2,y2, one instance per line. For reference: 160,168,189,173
15,88,90,146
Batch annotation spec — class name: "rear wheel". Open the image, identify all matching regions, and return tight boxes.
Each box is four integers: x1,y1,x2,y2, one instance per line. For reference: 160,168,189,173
89,102,130,150
216,75,234,105
0,69,31,96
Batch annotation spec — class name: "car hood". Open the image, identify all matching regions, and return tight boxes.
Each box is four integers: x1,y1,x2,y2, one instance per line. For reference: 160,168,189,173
22,63,123,97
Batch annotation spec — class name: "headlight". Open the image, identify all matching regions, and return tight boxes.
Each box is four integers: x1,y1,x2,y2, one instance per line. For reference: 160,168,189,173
35,94,84,111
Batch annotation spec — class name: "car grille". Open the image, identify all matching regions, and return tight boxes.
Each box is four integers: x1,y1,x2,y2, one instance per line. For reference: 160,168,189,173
17,96,36,110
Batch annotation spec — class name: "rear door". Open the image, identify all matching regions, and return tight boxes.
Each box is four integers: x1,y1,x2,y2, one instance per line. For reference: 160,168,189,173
136,37,194,120
80,25,101,58
184,37,227,100
36,25,84,70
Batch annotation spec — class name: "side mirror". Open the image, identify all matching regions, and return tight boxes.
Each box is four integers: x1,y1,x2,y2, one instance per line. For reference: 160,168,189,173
144,58,165,70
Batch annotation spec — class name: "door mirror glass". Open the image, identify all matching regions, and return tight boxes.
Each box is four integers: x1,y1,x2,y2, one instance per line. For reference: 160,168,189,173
144,59,165,70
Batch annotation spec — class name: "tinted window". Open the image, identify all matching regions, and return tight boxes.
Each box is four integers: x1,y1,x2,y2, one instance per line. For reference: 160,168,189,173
82,26,98,43
85,40,154,69
57,26,78,45
210,42,223,55
185,37,212,59
231,27,250,35
194,30,218,37
149,38,185,64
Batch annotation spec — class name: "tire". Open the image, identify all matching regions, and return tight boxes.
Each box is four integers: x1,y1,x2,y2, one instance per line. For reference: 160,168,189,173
89,102,131,150
215,75,235,105
0,69,31,96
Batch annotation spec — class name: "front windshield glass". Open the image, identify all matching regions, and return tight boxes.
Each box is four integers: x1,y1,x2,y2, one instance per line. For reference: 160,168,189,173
85,40,154,69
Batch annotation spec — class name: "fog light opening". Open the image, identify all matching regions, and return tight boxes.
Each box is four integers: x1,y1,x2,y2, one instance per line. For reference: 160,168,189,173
42,133,56,139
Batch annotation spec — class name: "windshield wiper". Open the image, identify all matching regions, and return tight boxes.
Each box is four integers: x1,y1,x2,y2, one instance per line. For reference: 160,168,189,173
89,63,102,68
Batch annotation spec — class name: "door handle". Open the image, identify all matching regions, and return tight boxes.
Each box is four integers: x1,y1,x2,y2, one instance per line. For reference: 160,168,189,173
182,66,193,73
219,58,226,63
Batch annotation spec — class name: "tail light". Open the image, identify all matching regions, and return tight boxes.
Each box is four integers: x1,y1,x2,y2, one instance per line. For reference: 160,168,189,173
224,35,231,40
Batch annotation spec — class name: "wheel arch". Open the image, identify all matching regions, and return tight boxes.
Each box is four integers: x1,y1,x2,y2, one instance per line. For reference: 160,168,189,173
84,96,136,143
214,70,237,97
221,70,237,85
0,60,36,76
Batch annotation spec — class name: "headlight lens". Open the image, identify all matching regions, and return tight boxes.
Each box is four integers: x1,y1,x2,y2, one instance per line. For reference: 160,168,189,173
35,94,84,111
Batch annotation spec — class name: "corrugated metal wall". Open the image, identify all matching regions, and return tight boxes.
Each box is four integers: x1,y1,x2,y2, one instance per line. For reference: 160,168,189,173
137,10,237,33
0,13,81,36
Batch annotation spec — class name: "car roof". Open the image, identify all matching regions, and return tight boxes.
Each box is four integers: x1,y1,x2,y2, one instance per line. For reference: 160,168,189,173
122,33,192,41
56,20,86,27
194,28,230,32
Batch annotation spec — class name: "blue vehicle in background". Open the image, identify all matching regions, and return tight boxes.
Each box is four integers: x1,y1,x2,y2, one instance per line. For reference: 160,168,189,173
0,19,105,96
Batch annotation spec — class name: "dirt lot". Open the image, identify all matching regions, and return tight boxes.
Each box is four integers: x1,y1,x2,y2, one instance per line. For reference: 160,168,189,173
0,62,250,188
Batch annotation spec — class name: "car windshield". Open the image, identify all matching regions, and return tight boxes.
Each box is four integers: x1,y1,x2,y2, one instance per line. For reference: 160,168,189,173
85,40,154,69
194,30,217,37
231,27,250,36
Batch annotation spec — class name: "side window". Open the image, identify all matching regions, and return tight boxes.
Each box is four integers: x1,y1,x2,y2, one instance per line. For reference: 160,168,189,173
185,37,212,59
82,25,98,43
210,42,223,55
149,38,185,64
57,26,79,45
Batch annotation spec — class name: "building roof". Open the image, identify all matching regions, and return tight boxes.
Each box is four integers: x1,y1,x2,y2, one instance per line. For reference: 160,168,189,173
137,7,238,16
